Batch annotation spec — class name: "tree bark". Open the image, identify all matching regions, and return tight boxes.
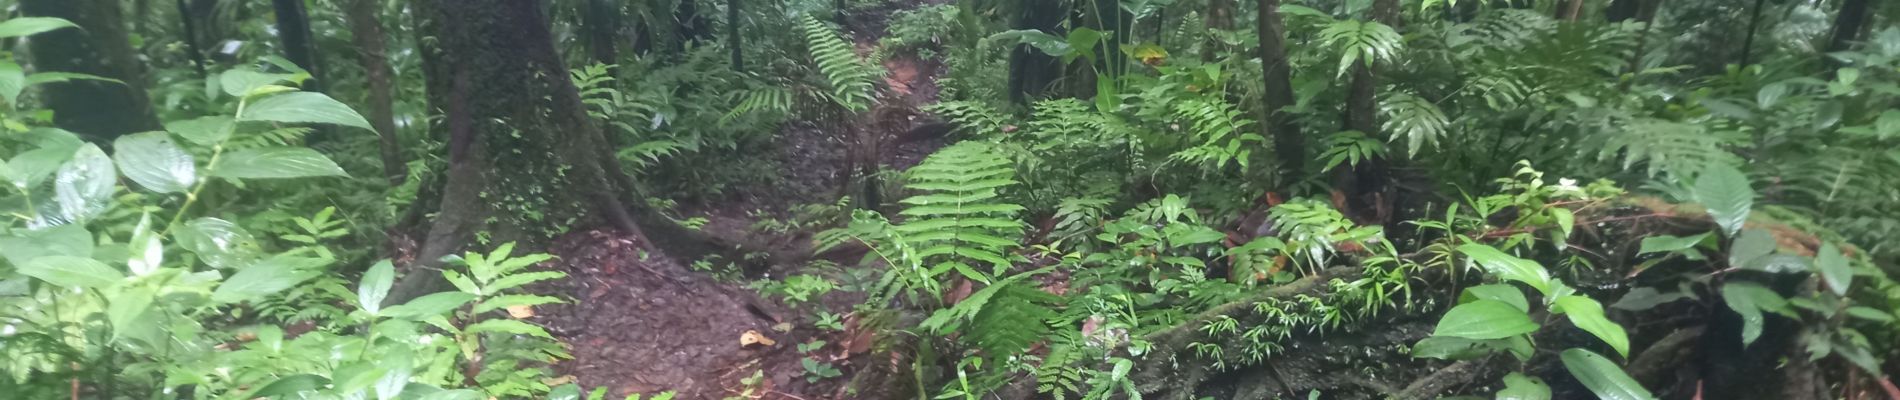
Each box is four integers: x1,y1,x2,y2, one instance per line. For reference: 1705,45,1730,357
1738,0,1769,67
1204,0,1235,62
271,0,324,92
1825,0,1875,60
1336,0,1400,226
1606,0,1641,22
1257,0,1304,181
21,0,163,142
343,0,407,186
584,0,620,65
1558,0,1587,21
728,0,743,72
175,0,209,78
392,0,752,305
1623,0,1664,82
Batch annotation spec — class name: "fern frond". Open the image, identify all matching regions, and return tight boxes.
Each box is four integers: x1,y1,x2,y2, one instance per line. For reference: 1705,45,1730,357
1380,92,1449,156
799,15,879,112
1319,19,1403,78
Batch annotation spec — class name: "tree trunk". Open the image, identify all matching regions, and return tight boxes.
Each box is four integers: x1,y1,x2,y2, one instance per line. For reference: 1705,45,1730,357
20,0,163,143
728,0,743,72
1256,0,1304,180
1558,0,1587,21
1623,0,1664,82
392,0,748,304
175,0,209,78
271,0,324,91
1738,0,1769,67
1335,0,1400,226
677,0,712,46
1606,0,1641,22
343,0,408,186
1825,0,1874,59
584,0,620,65
1203,0,1235,62
1006,0,1065,106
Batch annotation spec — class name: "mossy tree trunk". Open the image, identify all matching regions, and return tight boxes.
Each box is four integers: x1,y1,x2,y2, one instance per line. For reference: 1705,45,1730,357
392,0,747,304
20,0,163,142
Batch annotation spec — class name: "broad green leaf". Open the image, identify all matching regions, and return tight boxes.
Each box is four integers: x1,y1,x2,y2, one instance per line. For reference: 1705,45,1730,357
1433,299,1539,340
1720,282,1788,346
107,283,157,342
210,147,347,179
1457,244,1553,295
1550,207,1574,246
238,92,374,131
0,61,24,104
0,158,14,187
464,319,555,339
1460,284,1529,312
1814,243,1851,296
1560,349,1654,400
988,29,1073,57
20,255,122,288
472,294,563,314
212,255,321,303
1726,229,1774,269
0,17,79,39
1845,307,1895,323
249,374,330,398
112,132,196,193
1412,336,1504,360
373,350,413,400
1744,254,1810,274
1693,164,1753,236
418,390,485,400
219,69,298,98
1610,287,1689,311
1554,295,1630,357
126,214,162,276
1756,82,1789,109
1497,372,1552,400
47,144,116,226
165,115,236,146
383,292,477,319
359,260,395,315
24,72,119,86
0,224,92,267
7,146,72,188
174,217,261,269
1638,233,1709,255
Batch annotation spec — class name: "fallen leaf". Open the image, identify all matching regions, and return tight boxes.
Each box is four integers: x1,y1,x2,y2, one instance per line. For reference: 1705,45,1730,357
507,305,535,319
771,322,793,332
740,330,776,347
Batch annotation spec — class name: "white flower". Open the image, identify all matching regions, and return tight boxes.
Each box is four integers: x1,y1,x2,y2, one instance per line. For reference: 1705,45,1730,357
1557,178,1579,191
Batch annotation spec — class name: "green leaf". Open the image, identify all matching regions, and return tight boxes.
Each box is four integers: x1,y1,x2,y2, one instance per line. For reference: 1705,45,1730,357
107,283,157,342
1457,244,1553,295
359,260,395,315
0,17,79,39
1693,164,1753,236
418,390,485,400
165,116,236,146
212,256,321,303
0,61,24,104
174,217,261,269
1412,336,1503,360
1554,295,1630,357
988,29,1073,57
1638,233,1709,255
1560,349,1654,400
1497,372,1552,400
383,292,477,319
112,132,196,193
249,374,330,398
238,92,374,131
1814,243,1851,296
472,294,563,314
1434,299,1539,340
1460,284,1529,312
464,319,555,339
1727,229,1774,269
210,147,347,179
48,144,117,226
0,224,93,267
1610,287,1689,311
19,255,122,288
219,69,298,98
1845,306,1894,323
1720,282,1787,346
1550,207,1575,245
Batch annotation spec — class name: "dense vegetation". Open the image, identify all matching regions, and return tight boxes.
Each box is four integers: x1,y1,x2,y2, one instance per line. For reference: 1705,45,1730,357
1,0,1898,399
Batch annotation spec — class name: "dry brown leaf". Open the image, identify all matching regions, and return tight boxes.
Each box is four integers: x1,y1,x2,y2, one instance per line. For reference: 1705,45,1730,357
506,305,535,319
739,330,776,347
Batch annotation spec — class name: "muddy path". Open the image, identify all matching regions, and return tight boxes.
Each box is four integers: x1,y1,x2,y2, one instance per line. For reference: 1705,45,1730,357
538,2,953,399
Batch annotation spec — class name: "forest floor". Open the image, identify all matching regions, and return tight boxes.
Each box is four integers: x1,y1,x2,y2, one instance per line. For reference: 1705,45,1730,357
534,2,950,399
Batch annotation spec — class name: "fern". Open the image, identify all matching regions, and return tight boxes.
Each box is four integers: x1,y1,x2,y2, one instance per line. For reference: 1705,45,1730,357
896,142,1026,284
1167,98,1263,172
1319,131,1387,172
1318,19,1403,78
1379,92,1449,156
798,15,879,112
1598,118,1744,178
918,270,1062,364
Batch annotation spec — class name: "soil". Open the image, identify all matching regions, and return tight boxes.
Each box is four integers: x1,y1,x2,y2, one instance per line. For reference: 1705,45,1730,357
538,2,953,399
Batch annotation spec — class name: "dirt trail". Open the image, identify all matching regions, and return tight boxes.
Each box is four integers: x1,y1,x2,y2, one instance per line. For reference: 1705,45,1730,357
539,3,951,399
